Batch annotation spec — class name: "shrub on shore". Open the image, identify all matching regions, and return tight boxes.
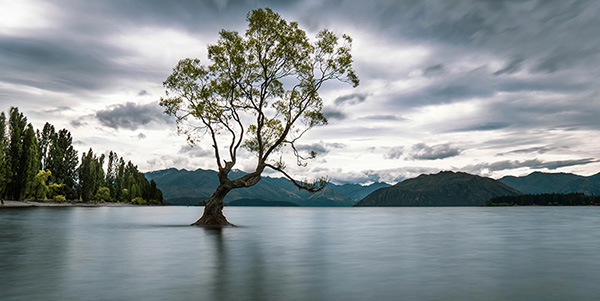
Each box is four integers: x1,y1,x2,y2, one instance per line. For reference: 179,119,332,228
131,197,146,205
53,195,66,203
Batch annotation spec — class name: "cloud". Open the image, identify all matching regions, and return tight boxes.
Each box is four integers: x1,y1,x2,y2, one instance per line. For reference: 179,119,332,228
386,143,461,161
499,146,556,156
334,92,368,105
95,102,171,130
361,115,405,121
322,107,346,121
423,64,445,77
178,145,212,157
0,36,132,92
384,146,404,159
494,57,524,76
296,141,346,155
327,166,442,185
41,106,72,114
408,143,461,160
461,158,599,174
451,122,511,132
137,133,146,139
4,0,600,179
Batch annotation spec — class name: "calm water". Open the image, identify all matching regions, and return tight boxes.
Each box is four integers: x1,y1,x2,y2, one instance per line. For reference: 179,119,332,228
1,206,599,301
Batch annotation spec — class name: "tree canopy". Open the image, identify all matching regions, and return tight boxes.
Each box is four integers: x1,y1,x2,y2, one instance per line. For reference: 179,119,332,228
160,8,358,193
160,8,358,225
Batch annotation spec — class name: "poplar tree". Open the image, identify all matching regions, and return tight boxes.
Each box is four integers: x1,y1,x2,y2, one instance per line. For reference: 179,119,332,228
0,112,8,197
7,108,39,200
38,122,55,170
46,128,78,199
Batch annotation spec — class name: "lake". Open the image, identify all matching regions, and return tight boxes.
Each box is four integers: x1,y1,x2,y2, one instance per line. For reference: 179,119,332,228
1,206,599,300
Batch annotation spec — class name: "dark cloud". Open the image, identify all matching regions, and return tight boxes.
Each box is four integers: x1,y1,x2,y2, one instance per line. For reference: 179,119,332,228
296,141,346,155
137,133,147,139
407,143,461,160
96,102,172,130
384,146,404,160
451,122,511,132
423,64,445,77
322,107,346,121
385,143,461,160
532,46,599,74
42,106,72,114
479,93,600,132
138,90,149,96
462,158,599,174
500,146,556,156
0,36,133,93
494,57,524,76
537,158,599,170
70,118,87,128
334,93,368,105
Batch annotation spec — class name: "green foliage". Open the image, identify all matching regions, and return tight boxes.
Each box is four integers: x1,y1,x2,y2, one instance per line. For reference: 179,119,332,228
78,148,104,202
31,170,52,200
148,199,162,206
0,107,163,204
94,187,111,202
0,112,9,197
53,195,66,203
121,188,130,202
131,197,146,205
48,183,65,199
105,151,118,201
160,8,358,195
37,122,55,170
148,179,163,203
5,108,40,201
46,128,78,199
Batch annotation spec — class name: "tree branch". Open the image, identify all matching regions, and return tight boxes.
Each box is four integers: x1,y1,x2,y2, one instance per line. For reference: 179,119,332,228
264,163,327,193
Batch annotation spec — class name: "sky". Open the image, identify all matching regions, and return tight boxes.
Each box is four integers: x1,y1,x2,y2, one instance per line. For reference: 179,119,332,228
1,0,599,184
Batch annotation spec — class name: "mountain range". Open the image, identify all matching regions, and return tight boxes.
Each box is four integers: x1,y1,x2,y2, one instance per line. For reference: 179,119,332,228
145,168,389,206
354,171,521,206
145,168,600,207
499,171,600,195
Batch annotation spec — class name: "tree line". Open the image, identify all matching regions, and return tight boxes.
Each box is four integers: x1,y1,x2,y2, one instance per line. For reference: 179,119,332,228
0,107,163,204
486,193,600,206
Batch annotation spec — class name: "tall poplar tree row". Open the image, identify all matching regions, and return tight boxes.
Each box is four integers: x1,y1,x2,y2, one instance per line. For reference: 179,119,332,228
0,107,163,204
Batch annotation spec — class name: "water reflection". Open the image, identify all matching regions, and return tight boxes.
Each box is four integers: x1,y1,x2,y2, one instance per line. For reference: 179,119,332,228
1,206,600,301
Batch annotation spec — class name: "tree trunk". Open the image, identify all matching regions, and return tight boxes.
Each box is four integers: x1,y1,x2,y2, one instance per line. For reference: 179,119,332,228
191,184,232,226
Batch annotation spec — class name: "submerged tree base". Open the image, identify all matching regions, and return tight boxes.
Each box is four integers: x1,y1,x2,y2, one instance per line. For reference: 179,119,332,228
191,211,233,226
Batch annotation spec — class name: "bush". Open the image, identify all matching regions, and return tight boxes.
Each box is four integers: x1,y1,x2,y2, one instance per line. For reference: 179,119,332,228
148,199,163,206
132,197,146,205
53,195,67,203
94,187,111,202
48,183,65,199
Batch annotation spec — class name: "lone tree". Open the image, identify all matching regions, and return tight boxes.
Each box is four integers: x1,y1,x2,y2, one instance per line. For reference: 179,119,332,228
160,8,358,225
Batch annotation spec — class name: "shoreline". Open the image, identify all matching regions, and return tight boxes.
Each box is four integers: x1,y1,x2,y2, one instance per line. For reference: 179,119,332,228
0,200,137,208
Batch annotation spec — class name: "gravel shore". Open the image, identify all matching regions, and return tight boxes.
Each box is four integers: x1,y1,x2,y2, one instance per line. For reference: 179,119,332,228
0,200,136,207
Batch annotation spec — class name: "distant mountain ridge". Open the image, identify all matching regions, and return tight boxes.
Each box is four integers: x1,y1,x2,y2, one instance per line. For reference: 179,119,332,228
145,168,390,206
354,171,521,207
499,171,600,195
147,168,600,207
